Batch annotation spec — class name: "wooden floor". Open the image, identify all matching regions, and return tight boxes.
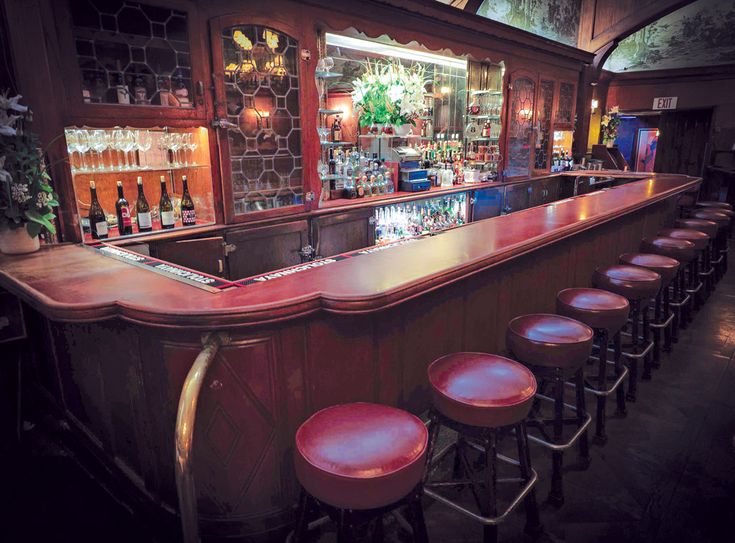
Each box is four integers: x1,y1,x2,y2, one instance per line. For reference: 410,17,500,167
1,250,735,543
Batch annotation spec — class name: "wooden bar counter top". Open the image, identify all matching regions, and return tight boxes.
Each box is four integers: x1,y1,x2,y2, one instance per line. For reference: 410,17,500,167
0,173,698,328
0,172,699,540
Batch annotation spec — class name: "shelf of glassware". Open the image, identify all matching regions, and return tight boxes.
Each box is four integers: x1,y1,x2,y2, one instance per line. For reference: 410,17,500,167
373,191,469,245
66,126,216,243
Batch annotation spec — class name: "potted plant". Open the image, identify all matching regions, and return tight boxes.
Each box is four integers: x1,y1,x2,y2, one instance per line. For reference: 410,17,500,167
0,90,59,254
351,60,426,136
600,105,621,147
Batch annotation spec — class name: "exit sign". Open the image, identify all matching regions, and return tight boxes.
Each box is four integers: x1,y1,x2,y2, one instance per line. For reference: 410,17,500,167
653,96,678,110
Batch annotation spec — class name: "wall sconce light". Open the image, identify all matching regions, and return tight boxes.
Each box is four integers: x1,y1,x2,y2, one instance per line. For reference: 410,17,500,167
256,110,271,130
591,99,599,112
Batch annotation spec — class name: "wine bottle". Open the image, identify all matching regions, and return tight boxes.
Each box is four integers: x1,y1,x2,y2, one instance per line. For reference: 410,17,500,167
135,176,152,232
180,175,196,226
88,180,108,240
115,181,133,235
159,175,175,229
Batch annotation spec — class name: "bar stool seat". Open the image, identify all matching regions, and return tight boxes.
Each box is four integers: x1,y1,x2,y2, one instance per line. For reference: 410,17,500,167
658,228,709,250
556,288,629,334
691,209,730,227
507,314,594,370
640,237,697,263
294,403,428,510
675,218,718,239
429,353,536,428
696,201,733,211
619,253,679,284
592,264,662,300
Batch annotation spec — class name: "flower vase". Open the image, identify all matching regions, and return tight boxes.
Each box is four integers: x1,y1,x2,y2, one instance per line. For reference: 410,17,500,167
381,124,394,135
393,124,412,137
0,227,40,255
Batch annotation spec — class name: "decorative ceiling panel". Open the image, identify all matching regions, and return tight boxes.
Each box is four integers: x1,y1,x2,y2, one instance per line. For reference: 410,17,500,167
475,0,582,46
605,0,735,72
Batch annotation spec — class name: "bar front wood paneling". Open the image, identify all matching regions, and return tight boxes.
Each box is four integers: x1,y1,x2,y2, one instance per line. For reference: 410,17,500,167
0,174,696,539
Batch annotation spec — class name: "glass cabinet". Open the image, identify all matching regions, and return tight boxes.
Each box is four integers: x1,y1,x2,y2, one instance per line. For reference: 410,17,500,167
214,23,305,218
505,73,535,178
373,192,468,244
64,126,215,242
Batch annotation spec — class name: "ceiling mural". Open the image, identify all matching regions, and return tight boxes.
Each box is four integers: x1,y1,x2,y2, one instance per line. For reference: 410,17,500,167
605,0,735,72
475,0,581,46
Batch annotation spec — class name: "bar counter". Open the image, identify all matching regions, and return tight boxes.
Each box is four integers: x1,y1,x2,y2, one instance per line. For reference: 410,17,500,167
0,173,699,540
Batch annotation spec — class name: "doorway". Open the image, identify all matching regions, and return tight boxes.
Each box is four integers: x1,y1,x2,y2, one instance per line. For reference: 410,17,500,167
654,108,713,176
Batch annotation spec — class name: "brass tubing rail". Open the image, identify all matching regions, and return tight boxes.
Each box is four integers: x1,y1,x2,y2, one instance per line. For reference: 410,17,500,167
175,332,229,543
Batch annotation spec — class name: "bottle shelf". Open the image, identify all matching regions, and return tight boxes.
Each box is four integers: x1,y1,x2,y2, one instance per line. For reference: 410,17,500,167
70,163,210,176
83,219,215,243
470,89,503,96
465,114,501,120
318,108,344,115
319,174,342,181
358,134,427,139
315,71,343,79
470,137,500,142
320,140,353,147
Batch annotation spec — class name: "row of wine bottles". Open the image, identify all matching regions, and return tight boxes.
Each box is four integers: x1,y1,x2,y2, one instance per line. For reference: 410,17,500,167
87,175,196,239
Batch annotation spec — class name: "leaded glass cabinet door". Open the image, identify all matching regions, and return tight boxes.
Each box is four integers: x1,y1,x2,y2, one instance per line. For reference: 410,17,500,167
555,81,576,129
211,17,311,222
534,79,554,173
505,72,536,179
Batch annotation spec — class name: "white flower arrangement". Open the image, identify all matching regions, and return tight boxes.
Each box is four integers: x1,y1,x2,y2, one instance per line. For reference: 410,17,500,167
351,61,427,127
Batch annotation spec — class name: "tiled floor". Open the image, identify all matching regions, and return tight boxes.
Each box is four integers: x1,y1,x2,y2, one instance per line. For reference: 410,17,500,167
2,259,734,543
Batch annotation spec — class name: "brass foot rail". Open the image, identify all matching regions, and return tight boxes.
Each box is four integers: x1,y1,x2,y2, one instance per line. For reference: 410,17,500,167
175,332,230,543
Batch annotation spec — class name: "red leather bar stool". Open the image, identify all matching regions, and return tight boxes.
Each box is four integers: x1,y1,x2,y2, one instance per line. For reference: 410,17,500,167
696,201,733,211
658,228,710,309
506,315,594,506
675,218,718,294
619,253,680,367
423,353,542,543
691,209,732,278
640,237,697,329
592,265,661,401
556,288,630,443
293,403,429,542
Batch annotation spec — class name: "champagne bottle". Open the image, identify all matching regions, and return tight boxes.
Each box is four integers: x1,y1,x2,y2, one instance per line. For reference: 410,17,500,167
135,176,152,232
115,181,133,235
159,175,175,229
88,180,108,240
180,175,196,226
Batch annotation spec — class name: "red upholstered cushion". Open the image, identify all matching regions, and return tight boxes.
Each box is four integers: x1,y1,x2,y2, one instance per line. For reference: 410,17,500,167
593,264,662,301
640,237,697,263
658,228,709,250
619,252,680,284
556,288,629,334
428,353,536,428
294,403,427,510
691,210,730,228
506,314,593,370
675,219,718,239
696,201,733,211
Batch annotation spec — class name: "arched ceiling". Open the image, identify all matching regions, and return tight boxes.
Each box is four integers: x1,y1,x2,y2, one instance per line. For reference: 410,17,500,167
604,0,735,72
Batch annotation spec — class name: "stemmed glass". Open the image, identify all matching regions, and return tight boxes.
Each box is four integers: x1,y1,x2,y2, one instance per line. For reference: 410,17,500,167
157,132,171,167
186,133,198,166
65,130,80,172
168,133,182,167
74,129,90,172
90,130,108,171
136,130,152,169
112,128,126,170
122,130,138,170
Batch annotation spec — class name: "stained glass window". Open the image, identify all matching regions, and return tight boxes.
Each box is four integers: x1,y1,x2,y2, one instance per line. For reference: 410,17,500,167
221,25,302,214
534,80,554,170
556,82,575,125
506,77,535,178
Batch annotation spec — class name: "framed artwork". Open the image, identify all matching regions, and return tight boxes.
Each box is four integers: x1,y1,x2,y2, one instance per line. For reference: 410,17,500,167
635,128,659,172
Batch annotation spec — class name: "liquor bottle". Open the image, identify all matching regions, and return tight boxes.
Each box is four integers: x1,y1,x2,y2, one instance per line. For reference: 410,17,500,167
158,76,172,106
115,181,133,235
481,120,491,138
174,77,190,107
159,176,176,229
328,148,336,175
87,180,108,240
115,73,130,105
331,115,342,142
180,175,196,226
135,176,152,232
133,76,148,105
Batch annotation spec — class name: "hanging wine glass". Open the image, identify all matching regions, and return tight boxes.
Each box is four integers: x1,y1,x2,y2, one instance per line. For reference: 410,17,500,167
112,128,126,170
122,130,137,170
158,131,171,167
187,133,198,166
168,133,182,167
